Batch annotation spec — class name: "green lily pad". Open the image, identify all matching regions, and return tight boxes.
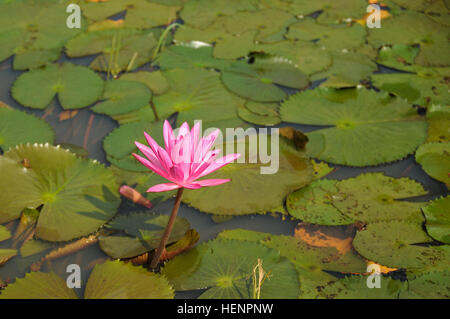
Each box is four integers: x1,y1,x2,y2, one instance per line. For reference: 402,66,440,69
66,28,158,73
256,40,332,76
162,238,300,299
426,105,450,143
319,275,407,299
376,44,423,73
0,248,17,266
91,80,152,116
352,221,446,269
156,44,230,70
84,261,174,299
12,63,103,110
286,179,354,225
221,59,309,102
371,73,450,107
180,0,258,29
400,270,450,299
154,68,242,127
368,11,450,67
0,106,54,152
0,0,84,66
332,173,427,224
119,71,169,95
0,144,120,241
111,105,156,125
182,134,313,215
280,87,427,166
310,51,377,87
20,238,56,258
422,196,450,243
0,271,77,299
13,49,60,70
0,225,11,242
0,261,174,299
104,121,164,172
286,18,366,52
217,229,367,298
415,142,450,187
213,30,258,59
99,211,190,259
237,100,281,126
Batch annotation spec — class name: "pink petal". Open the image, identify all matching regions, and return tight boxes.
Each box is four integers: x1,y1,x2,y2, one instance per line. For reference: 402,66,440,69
132,153,171,180
195,153,240,179
147,183,182,192
144,131,161,155
135,141,166,173
163,120,175,153
191,179,231,187
191,121,201,158
200,129,220,157
177,122,190,139
157,146,173,172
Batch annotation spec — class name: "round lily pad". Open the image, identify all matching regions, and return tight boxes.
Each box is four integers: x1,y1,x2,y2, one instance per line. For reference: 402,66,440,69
415,142,450,188
156,45,230,70
99,211,190,259
162,239,300,299
426,105,450,143
280,87,427,166
286,179,354,225
182,134,313,215
332,173,427,224
119,71,169,95
237,100,281,126
12,63,104,110
91,80,152,116
104,121,164,172
352,221,446,269
319,275,407,299
84,261,174,299
0,248,17,266
0,144,120,241
0,106,54,152
400,270,450,299
0,261,174,299
422,196,450,244
221,59,309,102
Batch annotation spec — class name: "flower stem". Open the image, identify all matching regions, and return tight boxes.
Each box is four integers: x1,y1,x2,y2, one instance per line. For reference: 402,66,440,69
150,187,184,269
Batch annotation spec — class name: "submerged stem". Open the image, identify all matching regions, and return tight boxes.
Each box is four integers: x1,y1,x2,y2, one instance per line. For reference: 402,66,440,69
150,187,184,269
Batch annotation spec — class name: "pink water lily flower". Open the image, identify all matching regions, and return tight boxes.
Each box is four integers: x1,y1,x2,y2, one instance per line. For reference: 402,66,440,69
133,120,240,192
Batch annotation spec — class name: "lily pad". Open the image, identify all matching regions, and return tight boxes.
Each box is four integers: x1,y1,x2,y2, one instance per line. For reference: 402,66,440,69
12,63,103,110
256,40,332,76
221,59,309,102
415,142,450,187
0,225,11,242
426,105,450,142
371,73,450,107
104,121,164,172
0,0,84,67
162,239,300,299
66,28,159,73
286,179,354,225
280,87,427,166
182,134,313,215
332,173,427,224
154,68,242,127
84,261,174,299
0,106,54,152
286,18,366,52
237,101,281,126
91,80,152,116
119,71,169,95
217,229,367,298
400,270,450,299
422,196,450,243
0,261,174,299
13,49,60,70
319,275,406,299
352,221,446,269
99,212,190,259
0,249,17,266
0,144,120,241
368,11,450,67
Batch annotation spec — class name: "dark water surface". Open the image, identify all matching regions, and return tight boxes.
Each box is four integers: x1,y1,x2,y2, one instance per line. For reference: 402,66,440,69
0,52,447,298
